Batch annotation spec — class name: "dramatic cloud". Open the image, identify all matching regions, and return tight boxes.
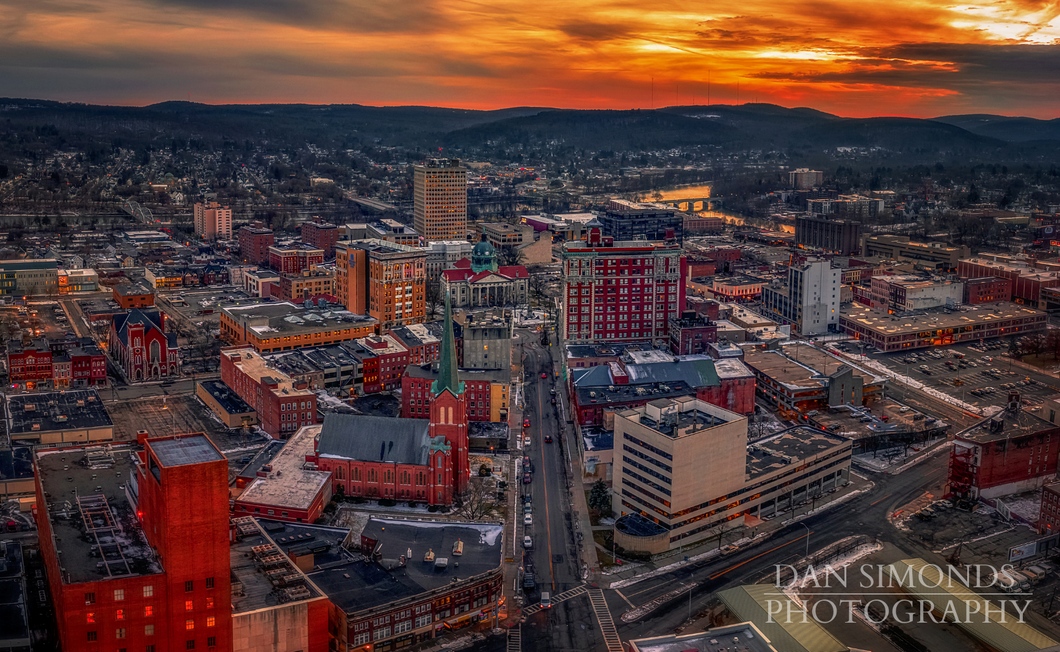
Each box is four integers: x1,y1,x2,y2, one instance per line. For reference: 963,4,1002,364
0,0,1058,116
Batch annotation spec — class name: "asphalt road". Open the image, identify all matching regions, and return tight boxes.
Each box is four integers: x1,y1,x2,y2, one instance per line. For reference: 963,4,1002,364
517,338,604,652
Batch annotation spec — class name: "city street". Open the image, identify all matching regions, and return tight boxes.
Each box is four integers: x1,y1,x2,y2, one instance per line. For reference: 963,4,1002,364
517,335,605,652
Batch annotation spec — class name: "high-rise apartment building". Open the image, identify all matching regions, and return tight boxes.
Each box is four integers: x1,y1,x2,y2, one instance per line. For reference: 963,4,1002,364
561,219,686,344
413,159,467,242
761,258,841,336
237,223,275,265
788,168,824,189
335,239,427,332
193,201,232,241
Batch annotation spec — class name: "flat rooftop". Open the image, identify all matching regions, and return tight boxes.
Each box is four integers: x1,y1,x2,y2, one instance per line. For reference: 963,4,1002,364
237,426,330,511
0,540,30,647
961,406,1058,444
747,428,850,478
221,301,377,336
261,517,503,615
566,342,651,360
221,348,315,398
630,623,778,652
622,398,741,438
841,303,1047,337
36,444,163,584
743,345,882,390
576,380,695,407
5,390,112,437
151,434,225,467
199,380,254,415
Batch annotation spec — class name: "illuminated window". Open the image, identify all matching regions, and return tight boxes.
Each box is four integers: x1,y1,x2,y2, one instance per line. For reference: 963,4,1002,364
116,609,125,620
207,617,215,627
145,606,153,617
143,586,153,597
206,597,214,609
186,619,195,630
86,612,95,624
114,589,125,601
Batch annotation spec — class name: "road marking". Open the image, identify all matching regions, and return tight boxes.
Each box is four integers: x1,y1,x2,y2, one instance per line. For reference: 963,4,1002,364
869,493,893,506
708,533,810,581
537,351,556,592
588,587,623,652
615,589,635,608
524,584,588,615
507,626,521,652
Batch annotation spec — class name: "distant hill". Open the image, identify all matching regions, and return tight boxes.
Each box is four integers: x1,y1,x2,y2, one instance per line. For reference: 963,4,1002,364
0,97,1056,160
933,114,1060,143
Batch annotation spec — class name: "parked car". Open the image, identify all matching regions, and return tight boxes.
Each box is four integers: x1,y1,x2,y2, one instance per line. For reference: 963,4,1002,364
524,418,531,428
523,535,533,549
523,473,532,484
524,514,533,526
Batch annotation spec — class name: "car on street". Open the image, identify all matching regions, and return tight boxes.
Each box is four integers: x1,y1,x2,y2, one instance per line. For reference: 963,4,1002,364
524,504,532,515
524,436,531,447
550,388,556,396
523,418,531,428
545,434,552,443
541,592,552,609
551,397,556,405
523,473,532,484
541,372,547,378
524,514,533,526
523,535,533,549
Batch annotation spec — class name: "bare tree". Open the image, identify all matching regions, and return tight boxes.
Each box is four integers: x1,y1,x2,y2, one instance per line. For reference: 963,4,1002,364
425,278,442,317
453,478,497,521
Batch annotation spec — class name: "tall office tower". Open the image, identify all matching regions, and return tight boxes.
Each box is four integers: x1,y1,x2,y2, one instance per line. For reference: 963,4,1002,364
413,159,467,242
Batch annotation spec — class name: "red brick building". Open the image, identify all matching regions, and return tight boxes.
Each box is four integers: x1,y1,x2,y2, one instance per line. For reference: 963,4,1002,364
391,323,442,366
684,215,724,234
112,283,156,309
401,366,508,422
300,218,341,257
957,256,1060,304
232,425,332,523
269,243,325,275
220,346,318,439
950,395,1060,499
109,309,181,382
570,354,756,425
311,297,471,504
668,311,718,355
34,433,232,652
238,223,274,265
346,334,410,394
561,219,686,344
964,276,1013,304
6,338,52,389
1039,482,1060,534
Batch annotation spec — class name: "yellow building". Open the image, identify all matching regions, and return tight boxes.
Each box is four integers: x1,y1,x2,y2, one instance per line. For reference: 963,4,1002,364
413,159,467,242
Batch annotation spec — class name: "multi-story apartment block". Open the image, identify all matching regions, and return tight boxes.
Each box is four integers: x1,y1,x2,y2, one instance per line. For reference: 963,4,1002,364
868,275,964,312
300,218,341,257
789,168,824,189
413,159,467,242
221,346,318,439
238,223,275,265
193,201,232,240
964,277,1013,304
278,268,336,303
268,243,325,275
795,215,862,255
424,240,474,278
334,239,427,332
561,219,685,344
0,259,59,296
345,334,410,393
760,259,841,336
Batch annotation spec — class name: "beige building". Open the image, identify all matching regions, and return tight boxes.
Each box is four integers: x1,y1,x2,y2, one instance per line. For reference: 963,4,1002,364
413,159,467,242
194,201,233,241
861,234,969,270
613,397,850,552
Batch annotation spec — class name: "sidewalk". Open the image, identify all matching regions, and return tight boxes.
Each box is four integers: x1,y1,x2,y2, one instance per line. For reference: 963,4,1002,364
599,472,875,589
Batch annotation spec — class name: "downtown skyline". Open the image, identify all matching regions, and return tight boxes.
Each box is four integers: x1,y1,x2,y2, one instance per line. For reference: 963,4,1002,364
2,0,1060,119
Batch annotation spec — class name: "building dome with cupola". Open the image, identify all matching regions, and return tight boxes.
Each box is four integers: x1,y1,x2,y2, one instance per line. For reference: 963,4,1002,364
470,232,499,273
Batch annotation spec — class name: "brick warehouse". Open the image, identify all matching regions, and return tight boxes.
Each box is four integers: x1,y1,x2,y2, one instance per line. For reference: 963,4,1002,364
34,433,232,652
220,346,318,439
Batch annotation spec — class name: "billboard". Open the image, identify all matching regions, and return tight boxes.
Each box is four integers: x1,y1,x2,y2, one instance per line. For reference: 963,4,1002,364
1008,534,1060,562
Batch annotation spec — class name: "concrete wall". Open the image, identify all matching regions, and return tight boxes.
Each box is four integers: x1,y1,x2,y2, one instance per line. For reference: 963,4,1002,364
233,599,320,652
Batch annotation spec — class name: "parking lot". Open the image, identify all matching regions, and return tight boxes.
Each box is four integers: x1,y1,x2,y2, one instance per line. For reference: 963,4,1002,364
157,286,253,335
857,341,1060,411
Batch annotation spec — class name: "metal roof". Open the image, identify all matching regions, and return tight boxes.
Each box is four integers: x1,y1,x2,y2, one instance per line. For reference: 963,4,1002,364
317,413,431,465
718,584,848,652
885,558,1057,652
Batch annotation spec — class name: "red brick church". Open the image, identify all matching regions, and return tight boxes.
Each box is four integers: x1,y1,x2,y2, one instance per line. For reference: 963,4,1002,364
308,295,470,504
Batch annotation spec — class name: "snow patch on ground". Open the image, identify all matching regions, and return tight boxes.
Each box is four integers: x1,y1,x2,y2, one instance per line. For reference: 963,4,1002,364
853,438,947,473
856,358,997,416
316,390,351,410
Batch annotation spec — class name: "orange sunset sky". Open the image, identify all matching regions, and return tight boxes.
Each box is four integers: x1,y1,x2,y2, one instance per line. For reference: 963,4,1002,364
2,0,1059,117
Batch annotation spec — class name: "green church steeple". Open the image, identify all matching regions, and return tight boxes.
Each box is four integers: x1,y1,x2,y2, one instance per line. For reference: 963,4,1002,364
431,290,465,396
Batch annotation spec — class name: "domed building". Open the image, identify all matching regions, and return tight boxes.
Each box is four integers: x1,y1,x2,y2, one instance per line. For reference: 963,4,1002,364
441,233,529,308
470,233,499,273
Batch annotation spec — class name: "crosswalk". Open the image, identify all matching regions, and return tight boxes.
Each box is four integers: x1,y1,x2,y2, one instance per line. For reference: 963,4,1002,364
507,626,521,652
523,584,588,615
588,587,623,652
